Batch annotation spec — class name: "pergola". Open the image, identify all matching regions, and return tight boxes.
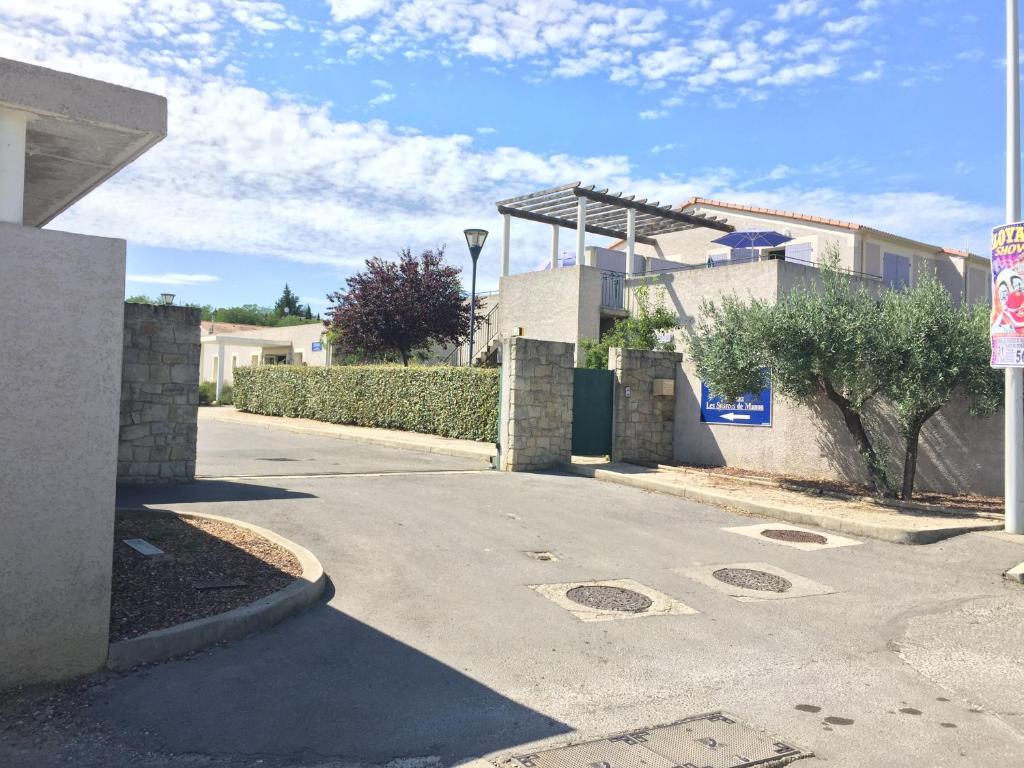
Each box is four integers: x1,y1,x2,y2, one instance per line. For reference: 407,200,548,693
494,182,734,276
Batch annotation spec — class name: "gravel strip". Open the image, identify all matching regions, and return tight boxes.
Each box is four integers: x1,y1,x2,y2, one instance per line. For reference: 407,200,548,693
110,511,302,642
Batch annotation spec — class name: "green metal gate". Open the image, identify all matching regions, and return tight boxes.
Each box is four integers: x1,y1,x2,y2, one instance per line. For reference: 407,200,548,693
571,368,614,456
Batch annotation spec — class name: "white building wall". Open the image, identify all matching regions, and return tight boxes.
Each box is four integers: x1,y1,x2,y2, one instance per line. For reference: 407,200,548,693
0,224,126,687
200,322,327,385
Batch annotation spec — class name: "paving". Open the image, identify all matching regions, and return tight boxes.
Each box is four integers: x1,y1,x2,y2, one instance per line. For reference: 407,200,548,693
3,420,1024,768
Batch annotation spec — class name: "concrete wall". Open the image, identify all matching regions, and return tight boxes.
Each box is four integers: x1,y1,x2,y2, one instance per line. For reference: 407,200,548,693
119,303,200,484
498,337,575,471
645,258,1003,496
0,223,125,687
610,347,680,465
200,322,327,385
499,265,603,366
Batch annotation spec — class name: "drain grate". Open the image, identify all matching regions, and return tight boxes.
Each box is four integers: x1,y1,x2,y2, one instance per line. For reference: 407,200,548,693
505,711,809,768
566,585,653,613
760,529,828,545
713,568,792,593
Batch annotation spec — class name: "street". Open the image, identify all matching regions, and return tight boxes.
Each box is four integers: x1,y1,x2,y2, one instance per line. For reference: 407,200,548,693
3,417,1023,767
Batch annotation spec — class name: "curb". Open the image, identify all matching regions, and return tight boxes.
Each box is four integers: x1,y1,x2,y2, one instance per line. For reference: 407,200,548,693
567,463,1003,545
1005,561,1024,583
107,511,326,671
201,407,495,464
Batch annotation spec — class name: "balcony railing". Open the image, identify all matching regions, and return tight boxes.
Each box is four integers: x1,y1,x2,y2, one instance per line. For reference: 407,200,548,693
601,271,625,309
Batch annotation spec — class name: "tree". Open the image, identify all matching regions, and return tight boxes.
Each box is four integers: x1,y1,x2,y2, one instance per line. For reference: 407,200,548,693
690,251,1001,500
213,304,275,326
876,274,1001,498
325,246,474,366
691,252,893,497
274,283,303,319
580,282,678,369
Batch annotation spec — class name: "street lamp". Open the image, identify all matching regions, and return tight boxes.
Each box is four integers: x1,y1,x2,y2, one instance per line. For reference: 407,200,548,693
160,293,175,305
464,228,488,365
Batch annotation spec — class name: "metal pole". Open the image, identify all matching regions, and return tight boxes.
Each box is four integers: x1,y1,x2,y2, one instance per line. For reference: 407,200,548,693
1007,0,1024,534
468,257,478,366
576,197,587,266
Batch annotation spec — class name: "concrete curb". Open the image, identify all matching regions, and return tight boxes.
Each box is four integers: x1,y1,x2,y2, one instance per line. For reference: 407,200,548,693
567,463,1003,545
107,511,326,671
200,407,495,464
1005,561,1024,583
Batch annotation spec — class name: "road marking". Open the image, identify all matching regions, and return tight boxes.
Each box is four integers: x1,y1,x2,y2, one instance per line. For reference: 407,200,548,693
197,469,493,481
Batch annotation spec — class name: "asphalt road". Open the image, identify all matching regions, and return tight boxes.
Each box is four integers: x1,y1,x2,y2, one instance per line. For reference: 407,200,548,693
3,419,1023,768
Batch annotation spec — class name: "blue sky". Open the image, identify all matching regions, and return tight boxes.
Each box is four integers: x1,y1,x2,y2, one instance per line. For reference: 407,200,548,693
1,0,1007,312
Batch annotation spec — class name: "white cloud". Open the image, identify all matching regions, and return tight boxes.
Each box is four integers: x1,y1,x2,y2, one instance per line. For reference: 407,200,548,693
370,78,393,89
857,0,881,9
851,59,884,81
476,126,497,134
773,0,818,22
127,273,222,285
763,29,789,46
651,143,675,154
823,15,875,35
759,58,838,86
368,91,396,106
639,109,668,120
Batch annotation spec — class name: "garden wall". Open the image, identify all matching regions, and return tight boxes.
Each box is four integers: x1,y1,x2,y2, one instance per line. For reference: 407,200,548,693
233,365,499,442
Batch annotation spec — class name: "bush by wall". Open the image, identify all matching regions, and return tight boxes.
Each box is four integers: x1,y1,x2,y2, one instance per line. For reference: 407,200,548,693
232,365,499,442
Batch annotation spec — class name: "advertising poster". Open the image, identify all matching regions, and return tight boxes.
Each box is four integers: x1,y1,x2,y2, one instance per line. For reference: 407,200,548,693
991,222,1024,367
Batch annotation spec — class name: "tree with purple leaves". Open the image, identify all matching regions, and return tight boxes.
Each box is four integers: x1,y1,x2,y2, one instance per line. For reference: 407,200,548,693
325,246,476,367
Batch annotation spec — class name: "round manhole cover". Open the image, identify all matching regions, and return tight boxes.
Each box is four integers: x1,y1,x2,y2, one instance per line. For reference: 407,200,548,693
760,529,828,545
713,568,792,593
565,585,653,612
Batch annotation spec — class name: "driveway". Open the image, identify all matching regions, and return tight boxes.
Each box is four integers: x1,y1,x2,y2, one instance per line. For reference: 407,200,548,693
3,419,1024,767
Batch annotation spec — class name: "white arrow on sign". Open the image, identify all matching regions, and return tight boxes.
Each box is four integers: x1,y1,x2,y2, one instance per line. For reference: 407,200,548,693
720,412,751,421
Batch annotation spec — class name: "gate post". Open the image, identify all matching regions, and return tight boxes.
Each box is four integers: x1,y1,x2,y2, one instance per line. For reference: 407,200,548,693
609,347,682,464
498,337,575,471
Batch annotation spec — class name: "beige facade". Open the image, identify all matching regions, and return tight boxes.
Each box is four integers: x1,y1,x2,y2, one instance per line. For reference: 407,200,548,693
200,322,329,386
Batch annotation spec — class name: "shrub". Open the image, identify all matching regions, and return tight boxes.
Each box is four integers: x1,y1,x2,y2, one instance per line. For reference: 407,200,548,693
199,381,233,406
233,365,499,442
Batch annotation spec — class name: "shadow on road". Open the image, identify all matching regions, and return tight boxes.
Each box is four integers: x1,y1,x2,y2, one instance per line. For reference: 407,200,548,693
116,479,316,507
87,598,571,763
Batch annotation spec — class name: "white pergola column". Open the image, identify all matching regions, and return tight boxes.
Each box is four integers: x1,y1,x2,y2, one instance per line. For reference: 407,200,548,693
215,342,226,401
576,196,587,266
0,108,29,225
625,208,636,277
550,224,559,269
500,213,511,277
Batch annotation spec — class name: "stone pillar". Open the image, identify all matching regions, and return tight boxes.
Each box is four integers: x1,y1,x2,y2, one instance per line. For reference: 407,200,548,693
118,303,201,484
499,336,575,471
610,347,681,465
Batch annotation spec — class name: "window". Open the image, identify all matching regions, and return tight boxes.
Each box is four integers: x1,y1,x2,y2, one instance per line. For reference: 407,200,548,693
882,252,911,290
293,352,303,365
250,354,260,366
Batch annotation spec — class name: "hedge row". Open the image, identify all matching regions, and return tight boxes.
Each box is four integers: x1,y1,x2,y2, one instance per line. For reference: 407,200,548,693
232,365,499,442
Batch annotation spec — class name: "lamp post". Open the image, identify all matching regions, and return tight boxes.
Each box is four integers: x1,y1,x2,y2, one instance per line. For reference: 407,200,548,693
1007,0,1024,534
160,293,175,306
463,228,488,365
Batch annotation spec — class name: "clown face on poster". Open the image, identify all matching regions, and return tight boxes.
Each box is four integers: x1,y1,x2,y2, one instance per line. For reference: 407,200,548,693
990,222,1024,366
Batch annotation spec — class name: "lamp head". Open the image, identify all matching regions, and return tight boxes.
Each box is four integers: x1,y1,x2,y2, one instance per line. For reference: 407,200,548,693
463,228,488,262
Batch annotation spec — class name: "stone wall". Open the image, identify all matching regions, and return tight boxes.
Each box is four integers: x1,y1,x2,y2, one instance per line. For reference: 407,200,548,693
499,337,575,471
610,347,680,464
118,303,201,484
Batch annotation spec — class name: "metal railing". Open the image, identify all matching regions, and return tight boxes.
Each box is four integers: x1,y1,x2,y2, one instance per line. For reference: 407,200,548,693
601,271,625,309
440,302,501,366
640,252,885,283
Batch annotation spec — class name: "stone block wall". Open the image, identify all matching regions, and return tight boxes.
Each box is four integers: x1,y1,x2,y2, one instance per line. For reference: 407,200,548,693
118,303,201,484
499,337,575,471
610,347,681,465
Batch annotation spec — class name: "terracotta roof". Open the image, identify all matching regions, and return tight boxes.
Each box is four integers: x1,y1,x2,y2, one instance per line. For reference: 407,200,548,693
680,197,981,261
200,321,270,335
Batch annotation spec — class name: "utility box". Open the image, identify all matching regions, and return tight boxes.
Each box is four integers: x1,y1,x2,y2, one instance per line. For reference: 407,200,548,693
653,378,675,397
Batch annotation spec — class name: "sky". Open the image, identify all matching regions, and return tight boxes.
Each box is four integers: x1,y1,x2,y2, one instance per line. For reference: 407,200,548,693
1,0,1009,312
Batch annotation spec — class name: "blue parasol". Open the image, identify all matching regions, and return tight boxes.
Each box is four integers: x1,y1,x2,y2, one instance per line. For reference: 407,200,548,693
711,230,794,249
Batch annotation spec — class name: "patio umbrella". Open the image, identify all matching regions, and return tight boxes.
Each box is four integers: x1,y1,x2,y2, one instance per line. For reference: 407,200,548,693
711,230,794,249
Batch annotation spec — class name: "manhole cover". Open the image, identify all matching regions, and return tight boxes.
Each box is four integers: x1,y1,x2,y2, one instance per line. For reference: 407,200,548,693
713,567,792,593
565,585,653,612
761,529,828,545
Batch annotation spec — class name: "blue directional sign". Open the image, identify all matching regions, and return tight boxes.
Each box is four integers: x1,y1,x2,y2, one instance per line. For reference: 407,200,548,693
311,341,323,352
700,381,772,427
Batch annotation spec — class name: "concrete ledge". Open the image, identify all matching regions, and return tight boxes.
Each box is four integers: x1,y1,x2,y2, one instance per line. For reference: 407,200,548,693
106,511,325,671
200,407,496,464
567,462,1002,545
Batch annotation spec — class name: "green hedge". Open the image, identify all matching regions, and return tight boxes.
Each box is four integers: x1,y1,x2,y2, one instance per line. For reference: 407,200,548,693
232,365,499,442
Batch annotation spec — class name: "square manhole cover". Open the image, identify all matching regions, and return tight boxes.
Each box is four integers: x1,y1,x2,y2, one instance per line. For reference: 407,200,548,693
502,711,809,768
